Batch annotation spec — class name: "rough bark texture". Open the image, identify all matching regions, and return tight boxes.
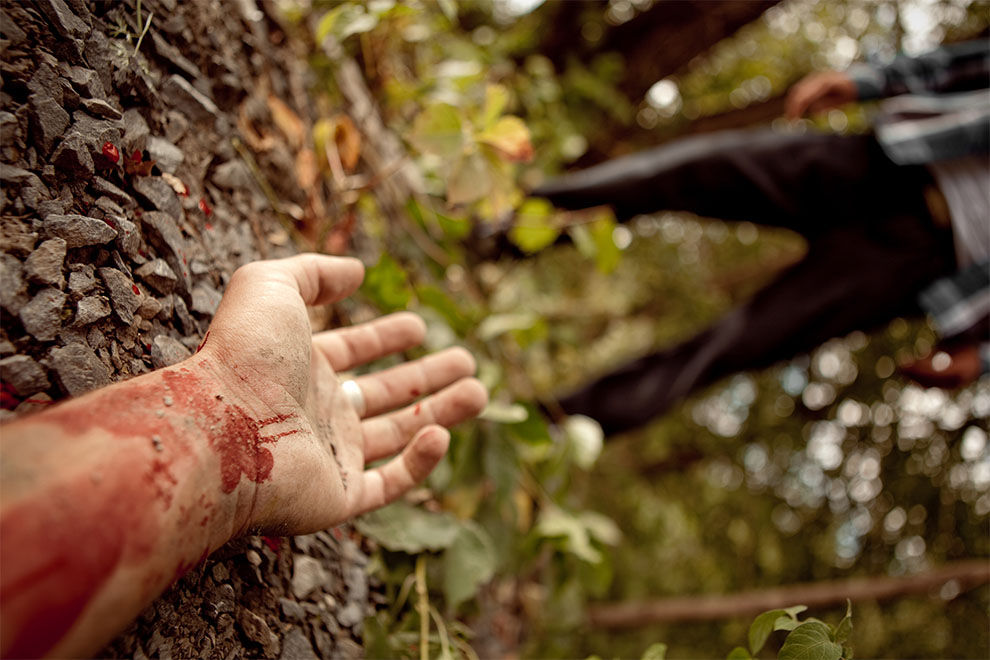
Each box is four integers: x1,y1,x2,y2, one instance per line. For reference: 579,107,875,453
0,0,370,657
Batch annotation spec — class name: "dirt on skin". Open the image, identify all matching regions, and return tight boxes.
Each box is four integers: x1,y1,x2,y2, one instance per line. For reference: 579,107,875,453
0,0,374,656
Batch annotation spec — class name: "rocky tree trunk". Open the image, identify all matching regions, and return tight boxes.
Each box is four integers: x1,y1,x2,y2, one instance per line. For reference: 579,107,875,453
0,1,372,657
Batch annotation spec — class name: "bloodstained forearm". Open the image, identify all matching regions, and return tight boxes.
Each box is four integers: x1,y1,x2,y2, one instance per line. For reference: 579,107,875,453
0,356,303,658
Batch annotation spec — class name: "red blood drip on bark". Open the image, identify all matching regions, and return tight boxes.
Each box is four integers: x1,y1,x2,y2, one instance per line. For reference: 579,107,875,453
131,284,140,296
262,536,282,553
198,198,212,216
1,382,20,410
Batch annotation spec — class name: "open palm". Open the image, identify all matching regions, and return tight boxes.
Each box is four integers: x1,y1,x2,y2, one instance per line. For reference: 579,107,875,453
204,254,487,534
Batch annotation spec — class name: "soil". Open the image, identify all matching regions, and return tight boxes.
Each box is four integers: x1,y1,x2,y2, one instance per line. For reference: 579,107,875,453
0,0,371,656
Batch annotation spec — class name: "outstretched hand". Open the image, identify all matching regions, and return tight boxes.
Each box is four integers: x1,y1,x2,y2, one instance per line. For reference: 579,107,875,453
203,254,488,534
785,70,858,120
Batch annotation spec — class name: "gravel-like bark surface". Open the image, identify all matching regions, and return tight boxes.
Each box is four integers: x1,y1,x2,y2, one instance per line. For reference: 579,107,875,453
1,1,370,656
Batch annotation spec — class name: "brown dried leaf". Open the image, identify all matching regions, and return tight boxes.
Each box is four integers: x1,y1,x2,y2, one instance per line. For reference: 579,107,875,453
268,95,305,150
295,148,319,190
333,114,361,172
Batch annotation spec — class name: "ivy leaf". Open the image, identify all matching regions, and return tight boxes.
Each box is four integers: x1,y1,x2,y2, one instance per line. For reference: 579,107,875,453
441,520,497,610
361,253,412,312
748,609,787,655
834,599,853,644
409,103,464,160
509,198,559,253
446,150,491,205
641,643,668,660
477,116,533,162
726,648,752,660
778,622,843,660
356,502,461,553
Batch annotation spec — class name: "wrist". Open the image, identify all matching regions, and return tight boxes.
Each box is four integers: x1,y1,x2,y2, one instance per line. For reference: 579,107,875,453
168,353,307,538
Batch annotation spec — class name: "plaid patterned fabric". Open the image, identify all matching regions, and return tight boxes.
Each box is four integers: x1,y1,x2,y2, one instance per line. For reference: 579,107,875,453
852,41,989,369
848,39,990,165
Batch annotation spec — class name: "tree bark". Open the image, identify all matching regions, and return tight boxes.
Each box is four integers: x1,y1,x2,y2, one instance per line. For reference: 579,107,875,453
587,559,990,628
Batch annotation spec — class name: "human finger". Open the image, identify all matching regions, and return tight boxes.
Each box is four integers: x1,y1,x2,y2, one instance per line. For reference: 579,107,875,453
353,347,477,417
312,312,426,372
265,253,365,306
362,377,488,462
352,426,451,516
784,82,815,120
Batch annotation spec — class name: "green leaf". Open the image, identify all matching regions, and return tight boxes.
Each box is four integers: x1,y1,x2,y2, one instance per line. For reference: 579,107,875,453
316,4,378,41
506,403,553,447
338,10,378,38
315,5,347,42
442,520,496,609
509,198,559,253
778,622,843,660
478,312,538,341
476,116,532,162
361,253,412,312
834,599,853,643
783,605,809,619
436,211,470,239
446,149,491,205
436,0,457,21
774,616,801,632
479,401,528,423
481,84,510,128
565,414,604,470
727,647,752,660
356,502,461,553
536,506,601,564
409,103,464,159
579,510,622,546
641,642,668,660
367,0,395,14
589,215,620,273
416,284,472,335
749,609,787,655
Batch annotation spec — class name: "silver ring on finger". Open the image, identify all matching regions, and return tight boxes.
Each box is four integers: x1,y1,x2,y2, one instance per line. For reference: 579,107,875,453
340,379,366,417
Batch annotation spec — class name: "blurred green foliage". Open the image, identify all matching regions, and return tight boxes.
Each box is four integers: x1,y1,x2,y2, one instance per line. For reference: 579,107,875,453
280,0,990,657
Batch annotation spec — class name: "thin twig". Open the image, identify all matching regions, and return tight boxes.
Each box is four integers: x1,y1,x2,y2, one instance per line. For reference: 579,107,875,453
428,605,453,660
133,11,153,56
415,556,429,660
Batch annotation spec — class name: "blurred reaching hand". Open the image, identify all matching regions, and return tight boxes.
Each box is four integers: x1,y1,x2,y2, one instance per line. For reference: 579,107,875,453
785,70,859,120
